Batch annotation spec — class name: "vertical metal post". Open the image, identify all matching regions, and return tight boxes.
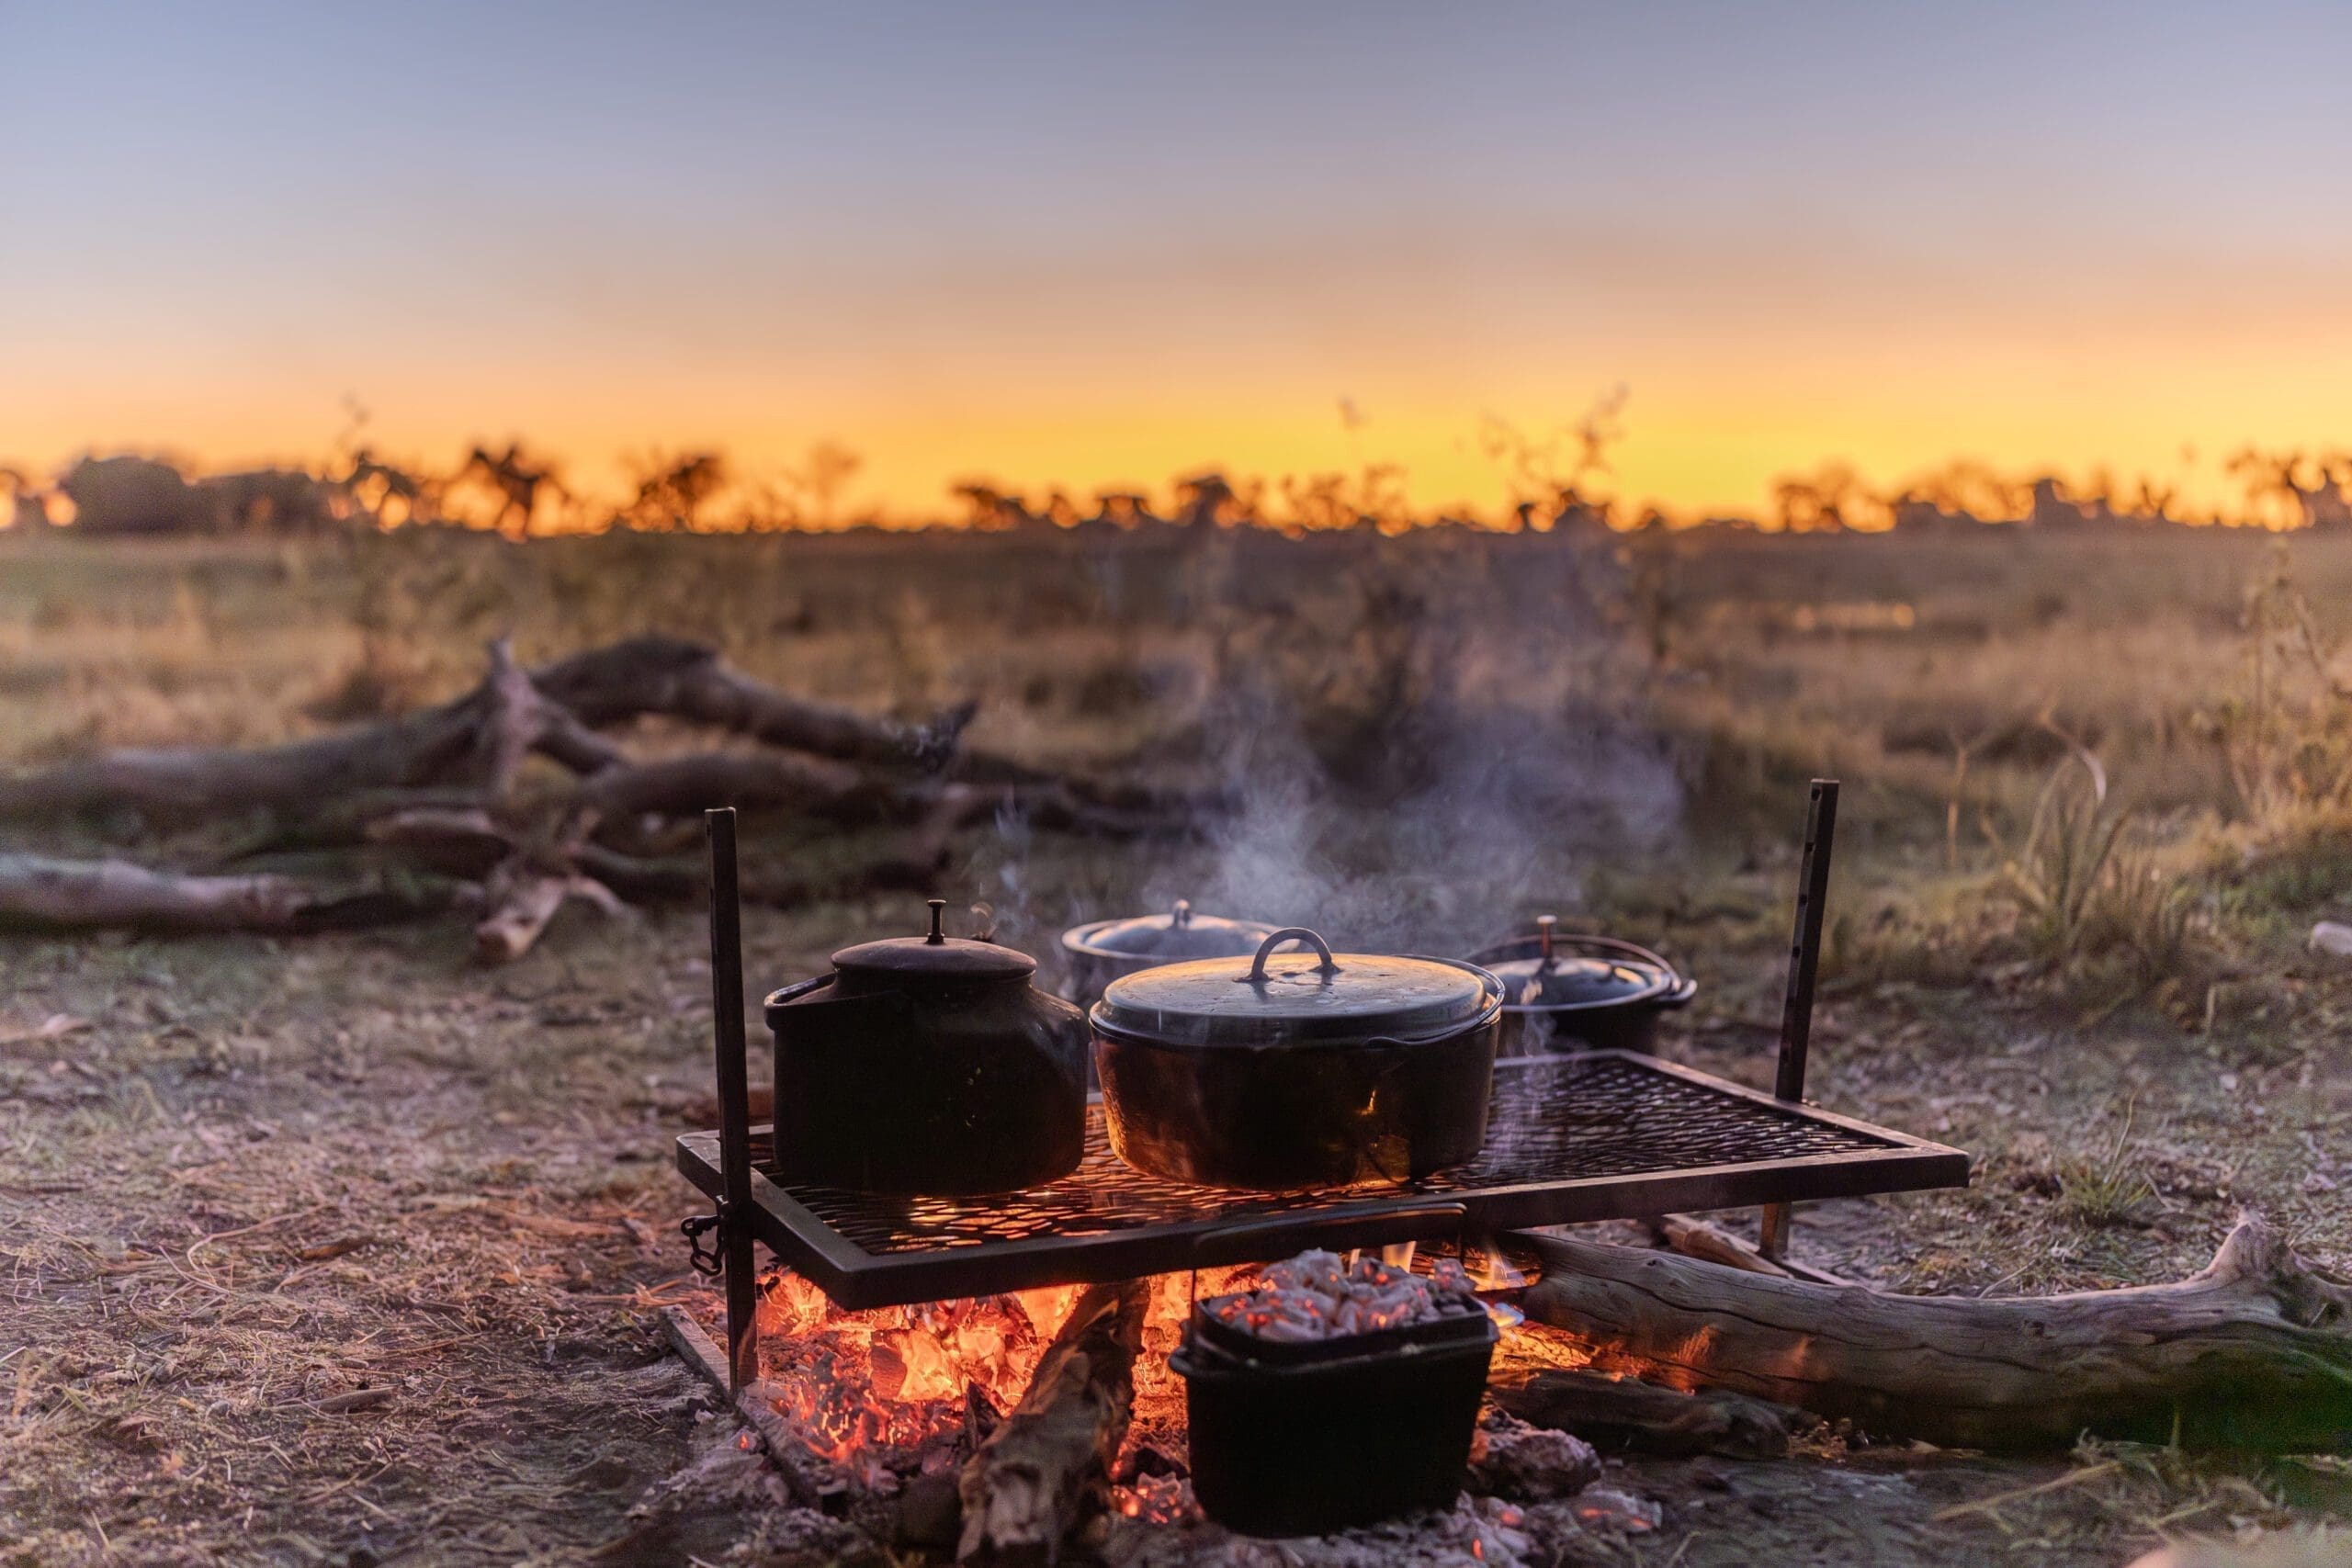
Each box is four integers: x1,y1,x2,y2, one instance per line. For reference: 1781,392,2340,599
706,807,758,1392
1759,778,1838,1261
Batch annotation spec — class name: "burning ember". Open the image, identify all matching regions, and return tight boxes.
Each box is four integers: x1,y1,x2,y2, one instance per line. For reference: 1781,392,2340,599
750,1270,1082,1479
734,1267,1238,1489
1207,1250,1481,1340
713,1247,1548,1504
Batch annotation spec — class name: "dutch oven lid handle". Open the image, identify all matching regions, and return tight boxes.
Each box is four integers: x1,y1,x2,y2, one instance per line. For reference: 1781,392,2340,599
1240,926,1341,984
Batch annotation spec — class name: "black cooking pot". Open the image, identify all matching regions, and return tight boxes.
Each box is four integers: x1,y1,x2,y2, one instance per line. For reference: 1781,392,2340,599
1090,927,1504,1190
1465,916,1697,1055
764,900,1088,1196
1060,900,1279,1012
1175,1278,1497,1536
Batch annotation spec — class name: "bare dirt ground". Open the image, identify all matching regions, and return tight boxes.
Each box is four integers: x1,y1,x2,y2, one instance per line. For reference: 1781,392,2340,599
6,886,2345,1565
4,526,2349,1564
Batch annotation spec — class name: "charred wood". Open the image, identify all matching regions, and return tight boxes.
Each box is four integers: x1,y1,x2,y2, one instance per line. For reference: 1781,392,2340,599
958,1279,1147,1567
659,1306,855,1517
1490,1365,1802,1459
1466,1411,1605,1498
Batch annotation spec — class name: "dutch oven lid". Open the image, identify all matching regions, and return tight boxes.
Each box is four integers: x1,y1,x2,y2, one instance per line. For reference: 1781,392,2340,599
1064,900,1279,960
1471,917,1677,1010
831,899,1036,981
1092,927,1498,1046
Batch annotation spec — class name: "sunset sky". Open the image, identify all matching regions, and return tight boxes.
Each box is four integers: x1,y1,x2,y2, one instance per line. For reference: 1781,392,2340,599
6,1,2350,521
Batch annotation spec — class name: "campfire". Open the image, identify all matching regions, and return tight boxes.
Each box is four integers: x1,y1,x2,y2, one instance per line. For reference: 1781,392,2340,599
679,1246,1613,1552
666,785,2352,1561
721,1269,1219,1499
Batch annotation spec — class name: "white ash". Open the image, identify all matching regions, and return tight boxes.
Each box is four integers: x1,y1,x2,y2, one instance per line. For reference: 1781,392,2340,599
1209,1251,1482,1342
626,1426,795,1518
1095,1491,1667,1568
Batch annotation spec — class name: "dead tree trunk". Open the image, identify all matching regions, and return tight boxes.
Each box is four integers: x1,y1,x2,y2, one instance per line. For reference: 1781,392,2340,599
0,640,615,825
958,1279,1147,1566
0,637,1204,955
1513,1215,2352,1452
0,853,446,932
528,636,978,771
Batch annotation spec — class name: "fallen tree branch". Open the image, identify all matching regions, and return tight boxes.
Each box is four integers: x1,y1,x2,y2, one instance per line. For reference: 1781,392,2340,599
0,853,448,933
571,840,944,910
529,636,978,772
1511,1214,2352,1452
471,856,628,964
0,635,1204,949
0,638,614,825
3,637,1202,845
574,755,1198,840
958,1278,1146,1566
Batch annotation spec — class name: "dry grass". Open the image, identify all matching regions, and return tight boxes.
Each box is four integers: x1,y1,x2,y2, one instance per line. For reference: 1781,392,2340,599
2,522,2349,1563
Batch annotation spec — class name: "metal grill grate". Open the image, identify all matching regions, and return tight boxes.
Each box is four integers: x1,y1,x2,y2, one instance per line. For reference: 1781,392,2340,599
678,1050,1967,1309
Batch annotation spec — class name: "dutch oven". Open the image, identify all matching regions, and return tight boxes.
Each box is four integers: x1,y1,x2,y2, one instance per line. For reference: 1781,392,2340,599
1090,927,1504,1189
1059,899,1279,1011
1465,915,1697,1055
1175,1258,1497,1535
764,899,1088,1196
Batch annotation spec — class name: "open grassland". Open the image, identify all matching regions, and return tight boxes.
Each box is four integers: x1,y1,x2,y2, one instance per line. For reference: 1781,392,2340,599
3,523,2349,1565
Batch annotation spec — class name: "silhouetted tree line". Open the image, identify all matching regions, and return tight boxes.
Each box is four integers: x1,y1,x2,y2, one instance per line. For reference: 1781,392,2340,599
5,436,2348,539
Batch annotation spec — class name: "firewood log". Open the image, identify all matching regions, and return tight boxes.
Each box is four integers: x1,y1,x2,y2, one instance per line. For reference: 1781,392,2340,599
1649,1214,1793,1278
1490,1364,1802,1458
958,1279,1147,1567
1512,1214,2352,1451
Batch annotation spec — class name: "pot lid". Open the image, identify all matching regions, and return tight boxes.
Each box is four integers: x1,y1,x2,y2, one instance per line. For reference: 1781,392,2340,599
1092,927,1498,1046
1468,918,1677,1010
831,899,1036,981
1063,900,1279,960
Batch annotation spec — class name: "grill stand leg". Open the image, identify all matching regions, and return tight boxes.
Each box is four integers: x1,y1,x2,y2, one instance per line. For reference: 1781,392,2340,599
1759,779,1838,1263
707,807,759,1391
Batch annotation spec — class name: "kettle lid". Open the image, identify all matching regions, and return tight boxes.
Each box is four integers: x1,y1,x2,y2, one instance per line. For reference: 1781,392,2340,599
831,899,1037,981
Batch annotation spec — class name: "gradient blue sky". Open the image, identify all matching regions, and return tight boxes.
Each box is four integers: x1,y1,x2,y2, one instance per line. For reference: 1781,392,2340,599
5,1,2348,517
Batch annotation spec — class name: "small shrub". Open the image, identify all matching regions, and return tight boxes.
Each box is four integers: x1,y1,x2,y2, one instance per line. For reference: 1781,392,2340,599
2002,761,2129,969
2054,1107,2154,1228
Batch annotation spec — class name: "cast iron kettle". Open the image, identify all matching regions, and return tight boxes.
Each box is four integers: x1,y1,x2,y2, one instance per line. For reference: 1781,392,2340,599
765,899,1089,1196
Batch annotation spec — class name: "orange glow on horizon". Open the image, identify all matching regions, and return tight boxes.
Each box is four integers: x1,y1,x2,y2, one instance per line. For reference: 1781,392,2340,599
11,294,2352,529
